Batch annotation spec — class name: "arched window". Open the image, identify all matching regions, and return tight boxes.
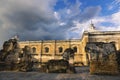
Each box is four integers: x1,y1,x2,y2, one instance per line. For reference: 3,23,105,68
73,46,77,52
45,47,49,53
59,47,63,53
32,47,36,53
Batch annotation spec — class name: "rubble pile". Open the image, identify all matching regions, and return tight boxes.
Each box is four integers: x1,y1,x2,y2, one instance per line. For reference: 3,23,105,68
40,48,76,73
0,38,33,71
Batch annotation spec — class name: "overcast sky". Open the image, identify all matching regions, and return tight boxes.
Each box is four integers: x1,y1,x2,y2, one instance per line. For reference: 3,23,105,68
0,0,120,46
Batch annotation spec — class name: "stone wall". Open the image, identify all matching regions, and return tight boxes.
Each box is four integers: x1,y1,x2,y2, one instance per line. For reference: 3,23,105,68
19,38,88,66
88,31,120,50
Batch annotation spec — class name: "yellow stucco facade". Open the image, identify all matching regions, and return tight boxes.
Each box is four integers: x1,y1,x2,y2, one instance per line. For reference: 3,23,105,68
19,30,120,66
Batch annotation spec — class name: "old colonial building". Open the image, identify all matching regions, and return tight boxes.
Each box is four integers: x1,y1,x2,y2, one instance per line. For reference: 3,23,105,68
19,24,120,66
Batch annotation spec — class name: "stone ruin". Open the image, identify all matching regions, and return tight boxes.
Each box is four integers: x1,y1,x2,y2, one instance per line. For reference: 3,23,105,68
85,42,120,75
0,38,34,71
40,48,76,73
0,37,76,73
2,37,120,74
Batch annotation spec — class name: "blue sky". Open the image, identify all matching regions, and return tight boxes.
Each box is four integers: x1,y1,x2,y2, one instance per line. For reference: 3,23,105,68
53,0,120,38
54,0,118,15
54,0,120,27
0,0,120,45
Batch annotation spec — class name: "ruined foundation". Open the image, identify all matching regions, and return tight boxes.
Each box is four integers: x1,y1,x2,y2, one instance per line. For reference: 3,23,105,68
90,60,119,75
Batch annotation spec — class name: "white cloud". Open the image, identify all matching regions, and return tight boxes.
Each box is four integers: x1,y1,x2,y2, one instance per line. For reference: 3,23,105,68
54,12,60,20
91,11,120,31
67,9,71,14
66,10,120,39
115,0,120,3
108,0,120,10
111,12,120,24
0,0,57,46
55,0,101,39
0,0,117,47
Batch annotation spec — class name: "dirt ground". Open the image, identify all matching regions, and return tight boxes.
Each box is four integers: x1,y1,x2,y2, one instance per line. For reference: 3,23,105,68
0,67,120,80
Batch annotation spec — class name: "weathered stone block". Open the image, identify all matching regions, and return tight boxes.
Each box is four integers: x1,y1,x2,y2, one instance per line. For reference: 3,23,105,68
85,42,119,75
